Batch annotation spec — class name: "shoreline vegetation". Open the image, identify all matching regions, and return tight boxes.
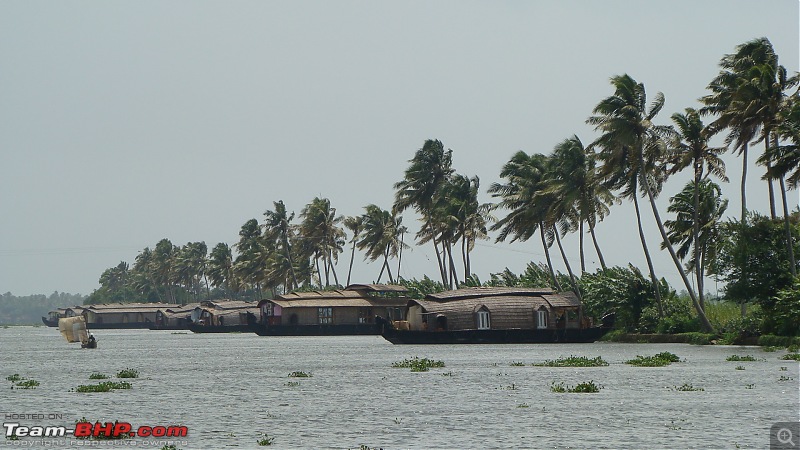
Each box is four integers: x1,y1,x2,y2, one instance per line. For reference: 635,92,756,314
3,37,800,344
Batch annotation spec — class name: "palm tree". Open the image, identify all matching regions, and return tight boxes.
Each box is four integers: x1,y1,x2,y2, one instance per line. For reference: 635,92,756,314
299,197,346,287
263,201,299,290
394,139,454,286
545,135,615,271
343,215,364,286
588,74,713,332
664,180,728,299
668,108,728,309
152,238,178,303
488,151,563,291
207,242,237,293
357,204,407,283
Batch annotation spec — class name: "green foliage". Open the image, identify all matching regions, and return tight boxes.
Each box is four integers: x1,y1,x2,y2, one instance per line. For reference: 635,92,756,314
550,380,601,393
581,265,673,332
533,356,609,367
14,379,39,389
714,213,799,310
6,374,22,382
391,357,445,372
287,371,312,378
626,352,680,367
487,263,556,289
672,383,704,391
780,353,800,361
509,361,525,366
257,433,275,446
0,291,87,325
89,373,109,380
726,355,762,361
398,276,446,299
763,279,800,336
74,381,132,393
116,368,139,379
758,334,800,347
676,332,715,345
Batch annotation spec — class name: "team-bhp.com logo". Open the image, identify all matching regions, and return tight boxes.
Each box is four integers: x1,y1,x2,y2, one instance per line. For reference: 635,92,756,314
4,421,188,439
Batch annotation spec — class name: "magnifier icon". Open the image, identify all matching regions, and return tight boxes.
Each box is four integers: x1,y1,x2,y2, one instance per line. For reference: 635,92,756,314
778,428,796,447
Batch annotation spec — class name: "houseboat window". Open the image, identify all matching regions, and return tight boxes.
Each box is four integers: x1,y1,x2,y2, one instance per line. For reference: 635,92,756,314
264,303,275,317
358,307,372,324
318,307,333,324
537,310,548,328
476,310,490,330
387,307,404,321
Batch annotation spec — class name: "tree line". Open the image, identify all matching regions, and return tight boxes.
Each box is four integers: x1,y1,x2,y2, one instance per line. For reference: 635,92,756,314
89,37,800,337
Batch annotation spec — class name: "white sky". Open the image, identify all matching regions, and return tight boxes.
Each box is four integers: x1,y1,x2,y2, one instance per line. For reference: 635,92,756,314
1,1,798,296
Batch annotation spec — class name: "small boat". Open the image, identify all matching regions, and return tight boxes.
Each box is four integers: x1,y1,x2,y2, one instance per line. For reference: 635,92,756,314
377,287,615,345
58,316,97,349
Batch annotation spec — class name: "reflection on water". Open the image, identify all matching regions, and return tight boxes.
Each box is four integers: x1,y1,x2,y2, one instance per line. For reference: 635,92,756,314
1,327,797,449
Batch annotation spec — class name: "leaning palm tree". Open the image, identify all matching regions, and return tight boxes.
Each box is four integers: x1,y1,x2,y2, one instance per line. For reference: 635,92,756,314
343,215,364,286
299,197,345,287
488,151,562,291
589,74,713,332
545,135,615,271
207,242,237,293
664,180,728,300
263,201,299,290
668,108,728,309
393,139,455,286
357,205,408,284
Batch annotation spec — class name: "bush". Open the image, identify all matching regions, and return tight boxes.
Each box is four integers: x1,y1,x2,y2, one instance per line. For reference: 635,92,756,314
758,335,800,347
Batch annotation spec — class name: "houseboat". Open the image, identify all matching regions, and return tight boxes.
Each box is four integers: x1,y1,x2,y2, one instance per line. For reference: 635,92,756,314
186,300,259,333
250,284,409,336
378,286,614,344
148,303,199,330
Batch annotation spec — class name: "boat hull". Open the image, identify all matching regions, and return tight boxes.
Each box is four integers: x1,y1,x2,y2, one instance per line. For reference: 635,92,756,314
380,326,611,344
41,317,59,327
187,323,252,333
250,323,381,336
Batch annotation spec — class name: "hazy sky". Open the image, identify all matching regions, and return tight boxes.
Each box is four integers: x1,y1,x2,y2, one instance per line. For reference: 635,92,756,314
1,1,798,297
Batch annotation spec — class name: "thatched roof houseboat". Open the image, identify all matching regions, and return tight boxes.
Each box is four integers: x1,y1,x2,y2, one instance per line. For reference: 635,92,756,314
251,284,409,336
379,287,614,344
187,300,259,333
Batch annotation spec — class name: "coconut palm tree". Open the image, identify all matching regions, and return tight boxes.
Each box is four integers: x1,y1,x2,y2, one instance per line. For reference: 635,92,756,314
588,74,713,332
393,139,454,286
488,151,562,291
343,215,364,286
545,135,615,271
668,108,728,309
664,180,728,299
299,197,346,287
263,201,299,290
207,242,237,293
357,204,407,283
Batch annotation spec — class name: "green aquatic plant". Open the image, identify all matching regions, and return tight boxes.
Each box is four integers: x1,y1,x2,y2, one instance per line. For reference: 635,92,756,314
74,381,132,393
780,366,788,371
726,355,762,362
517,403,530,408
761,346,781,352
626,352,680,367
285,381,300,387
745,383,755,389
89,373,109,380
116,368,139,379
780,353,800,361
735,366,745,370
551,380,601,393
257,433,275,446
6,374,22,382
509,361,525,366
160,445,181,450
391,357,445,372
779,375,794,381
672,383,704,391
14,379,39,389
533,356,609,367
287,371,312,378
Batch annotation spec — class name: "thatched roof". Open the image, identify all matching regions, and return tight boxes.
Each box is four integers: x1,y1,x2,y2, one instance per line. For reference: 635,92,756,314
427,286,555,301
269,298,374,308
345,284,409,293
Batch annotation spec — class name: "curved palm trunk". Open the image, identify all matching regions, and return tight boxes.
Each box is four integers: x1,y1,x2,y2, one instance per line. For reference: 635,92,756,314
692,162,704,312
632,193,664,318
588,220,607,270
553,228,580,300
540,224,562,291
767,139,777,219
328,254,340,287
579,221,586,272
396,230,404,282
739,143,749,316
780,177,797,276
642,174,714,332
346,240,357,286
